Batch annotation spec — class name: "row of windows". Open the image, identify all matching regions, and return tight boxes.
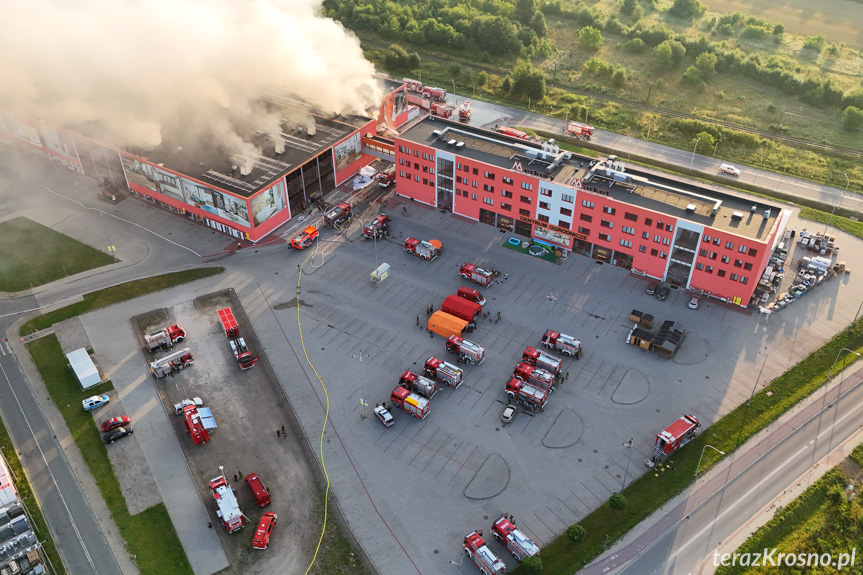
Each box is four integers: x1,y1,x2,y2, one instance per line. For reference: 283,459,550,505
695,263,750,283
702,235,758,257
697,249,755,270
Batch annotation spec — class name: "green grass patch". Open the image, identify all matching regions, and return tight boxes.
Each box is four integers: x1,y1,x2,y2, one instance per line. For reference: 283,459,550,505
799,207,863,240
514,319,863,574
502,239,562,264
20,267,224,336
0,420,66,575
27,335,192,575
0,217,116,292
307,487,370,575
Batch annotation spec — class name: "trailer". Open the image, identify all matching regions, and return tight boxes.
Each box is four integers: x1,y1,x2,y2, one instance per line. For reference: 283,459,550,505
424,356,464,388
209,474,245,533
459,263,496,287
144,324,186,352
646,414,700,467
441,294,482,322
390,387,430,419
491,514,540,562
541,329,584,358
496,126,530,140
505,377,548,411
404,237,442,260
463,531,506,575
323,202,352,228
398,370,438,400
445,335,485,365
149,348,194,378
521,347,562,376
513,362,556,393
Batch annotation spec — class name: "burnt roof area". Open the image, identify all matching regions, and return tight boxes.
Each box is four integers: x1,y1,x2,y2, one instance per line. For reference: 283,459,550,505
399,116,782,241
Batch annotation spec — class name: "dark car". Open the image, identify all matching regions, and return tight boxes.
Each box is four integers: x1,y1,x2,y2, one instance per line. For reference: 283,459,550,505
100,415,131,432
645,282,658,295
103,427,134,444
655,286,671,301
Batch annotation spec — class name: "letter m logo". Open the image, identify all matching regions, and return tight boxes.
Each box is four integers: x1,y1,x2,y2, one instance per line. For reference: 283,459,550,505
512,161,524,171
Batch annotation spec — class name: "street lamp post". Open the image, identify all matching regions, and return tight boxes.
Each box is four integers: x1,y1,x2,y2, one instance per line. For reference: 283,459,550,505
621,438,633,491
826,348,862,393
824,173,850,235
689,137,701,168
695,445,725,476
451,78,456,95
565,106,572,133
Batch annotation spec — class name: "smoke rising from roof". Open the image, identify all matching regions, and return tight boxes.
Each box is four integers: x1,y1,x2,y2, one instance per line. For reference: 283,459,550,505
0,0,380,154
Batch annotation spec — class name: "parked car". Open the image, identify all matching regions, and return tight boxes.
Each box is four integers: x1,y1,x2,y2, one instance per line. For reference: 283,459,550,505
173,397,203,415
374,405,395,428
719,163,741,176
655,286,671,301
251,512,278,550
82,395,110,411
501,404,517,424
688,296,701,310
645,282,658,295
100,415,130,432
103,427,133,444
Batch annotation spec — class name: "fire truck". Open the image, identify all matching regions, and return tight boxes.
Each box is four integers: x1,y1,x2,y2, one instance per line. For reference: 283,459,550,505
390,386,430,419
377,166,396,187
445,335,485,365
459,263,496,287
323,202,352,228
404,238,441,261
541,329,584,358
209,474,245,533
521,347,562,376
496,126,530,140
402,78,423,93
398,370,438,400
566,122,595,139
363,213,391,239
144,324,186,352
463,531,506,575
491,514,540,562
505,377,548,411
458,101,473,122
430,102,454,119
182,404,211,446
149,348,194,378
647,414,700,467
218,308,258,370
290,226,319,249
424,356,463,388
422,86,447,101
442,294,482,323
514,362,556,393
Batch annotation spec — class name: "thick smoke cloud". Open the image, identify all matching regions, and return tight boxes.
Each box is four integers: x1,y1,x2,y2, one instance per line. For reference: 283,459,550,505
0,0,380,151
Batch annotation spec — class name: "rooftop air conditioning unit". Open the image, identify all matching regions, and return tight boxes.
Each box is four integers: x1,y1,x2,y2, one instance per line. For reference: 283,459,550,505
731,211,744,219
751,205,757,212
764,209,771,219
432,130,441,138
456,141,465,150
686,203,696,212
447,139,456,147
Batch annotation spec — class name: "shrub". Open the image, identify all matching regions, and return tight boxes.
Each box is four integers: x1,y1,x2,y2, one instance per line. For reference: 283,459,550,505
741,24,771,40
521,556,543,574
668,0,706,19
843,106,863,132
695,51,717,78
501,76,513,94
579,26,604,51
803,34,826,53
621,0,638,16
624,38,647,53
384,44,411,70
773,23,784,35
654,41,674,69
682,66,705,88
476,71,488,87
612,67,628,87
567,524,586,543
610,493,628,510
693,131,716,151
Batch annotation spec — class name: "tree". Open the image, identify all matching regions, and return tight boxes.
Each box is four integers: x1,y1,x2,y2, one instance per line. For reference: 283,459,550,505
567,524,586,542
843,106,863,131
476,71,489,87
384,44,411,70
472,16,522,54
624,38,647,53
692,131,715,151
513,0,537,25
803,34,826,53
609,492,628,510
501,76,513,94
667,40,687,66
621,0,638,15
772,24,784,35
682,66,705,89
510,59,547,101
668,0,707,19
612,67,628,88
654,42,674,69
521,556,543,574
578,26,604,51
695,51,717,79
530,11,548,37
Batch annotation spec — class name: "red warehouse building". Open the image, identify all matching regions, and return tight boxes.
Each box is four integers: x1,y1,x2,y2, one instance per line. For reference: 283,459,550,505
394,118,791,307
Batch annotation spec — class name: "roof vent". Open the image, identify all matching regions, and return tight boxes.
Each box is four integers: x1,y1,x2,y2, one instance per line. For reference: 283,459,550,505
731,211,743,219
686,203,696,212
456,141,465,150
432,130,441,138
751,205,757,212
764,209,771,219
447,139,456,147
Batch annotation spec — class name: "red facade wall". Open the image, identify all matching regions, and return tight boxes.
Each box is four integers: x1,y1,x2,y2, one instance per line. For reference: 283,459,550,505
333,119,378,186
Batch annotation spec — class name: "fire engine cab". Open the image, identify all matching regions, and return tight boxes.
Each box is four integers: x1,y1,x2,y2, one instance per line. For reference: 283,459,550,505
323,202,352,228
377,166,396,187
463,531,505,575
209,474,245,533
363,213,391,239
491,514,540,562
290,226,319,249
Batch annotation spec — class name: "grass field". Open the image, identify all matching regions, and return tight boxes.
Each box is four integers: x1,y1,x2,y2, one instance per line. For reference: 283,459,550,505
0,217,116,292
27,336,192,575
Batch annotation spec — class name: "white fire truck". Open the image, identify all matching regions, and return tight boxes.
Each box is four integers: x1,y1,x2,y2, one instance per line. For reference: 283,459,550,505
505,377,548,411
491,514,540,562
209,474,245,533
398,370,438,400
463,531,505,575
541,329,584,358
445,336,485,365
522,347,562,376
149,348,194,378
513,362,556,393
404,237,441,261
144,324,186,352
390,387,430,419
424,357,463,388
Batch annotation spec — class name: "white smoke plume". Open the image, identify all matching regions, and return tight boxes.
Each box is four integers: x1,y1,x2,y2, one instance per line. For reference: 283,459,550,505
0,0,381,155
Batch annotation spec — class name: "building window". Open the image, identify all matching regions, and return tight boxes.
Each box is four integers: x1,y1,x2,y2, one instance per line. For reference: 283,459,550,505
740,276,749,284
483,197,493,205
578,226,590,235
709,251,717,260
706,265,713,274
502,190,513,198
582,199,594,209
601,220,613,228
644,218,653,227
580,213,592,222
560,207,573,217
398,145,404,153
713,237,721,246
739,244,748,253
639,245,646,253
501,203,512,211
721,255,730,263
748,248,758,257
484,171,494,179
619,239,633,248
734,259,743,268
399,158,404,165
730,273,738,281
703,235,711,243
414,162,419,169
699,248,708,256
744,262,753,271
457,163,462,170
717,269,726,277
558,220,570,229
422,178,428,185
662,238,670,245
624,212,638,222
666,224,674,232
696,262,704,270
472,180,478,188
598,233,611,241
654,235,661,243
472,168,478,175
483,184,494,192
539,188,552,197
603,206,616,215
399,171,405,178
456,176,462,183
414,150,419,157
561,194,574,203
521,182,533,191
642,232,650,239
538,214,550,223
503,176,514,184
471,193,477,200
422,166,428,173
415,175,420,182
726,241,734,249
622,226,635,235
520,195,531,203
463,164,469,172
660,251,667,259
650,248,659,256
540,201,550,210
519,208,530,216
656,220,664,229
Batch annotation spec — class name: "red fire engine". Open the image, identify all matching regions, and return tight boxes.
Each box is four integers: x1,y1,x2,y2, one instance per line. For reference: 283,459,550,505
390,387,430,419
323,202,352,228
149,348,194,378
144,324,186,352
647,414,700,467
445,335,485,365
430,102,454,119
463,531,505,575
218,308,258,370
290,226,319,249
513,362,556,393
459,263,496,287
363,213,391,239
541,329,584,358
399,370,438,400
402,78,423,93
566,121,594,139
505,377,548,411
458,100,473,122
522,347,563,376
209,474,245,533
182,404,213,446
377,166,396,187
422,86,447,101
404,238,442,260
491,514,540,562
424,356,464,388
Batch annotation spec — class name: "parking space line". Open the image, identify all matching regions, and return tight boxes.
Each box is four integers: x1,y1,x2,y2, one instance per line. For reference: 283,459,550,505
532,512,556,537
580,480,604,505
446,445,477,487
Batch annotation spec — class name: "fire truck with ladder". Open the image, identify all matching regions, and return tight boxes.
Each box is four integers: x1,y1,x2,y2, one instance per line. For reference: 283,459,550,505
566,122,595,140
398,370,438,400
430,102,454,119
182,404,211,446
458,101,473,122
491,514,540,562
290,226,319,249
377,166,396,187
323,202,352,228
144,324,186,352
218,308,258,370
209,474,245,533
646,414,700,467
459,263,497,287
404,238,442,260
541,329,584,358
522,347,562,376
463,531,506,575
505,377,548,411
149,348,194,378
513,362,556,393
390,387,430,419
445,335,485,365
422,86,447,101
363,213,391,239
424,356,463,388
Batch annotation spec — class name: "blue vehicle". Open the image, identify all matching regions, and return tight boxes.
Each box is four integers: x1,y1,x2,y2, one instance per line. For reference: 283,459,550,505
82,395,110,411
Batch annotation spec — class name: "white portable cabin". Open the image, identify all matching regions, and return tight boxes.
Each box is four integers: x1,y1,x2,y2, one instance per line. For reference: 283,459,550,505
66,348,101,389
